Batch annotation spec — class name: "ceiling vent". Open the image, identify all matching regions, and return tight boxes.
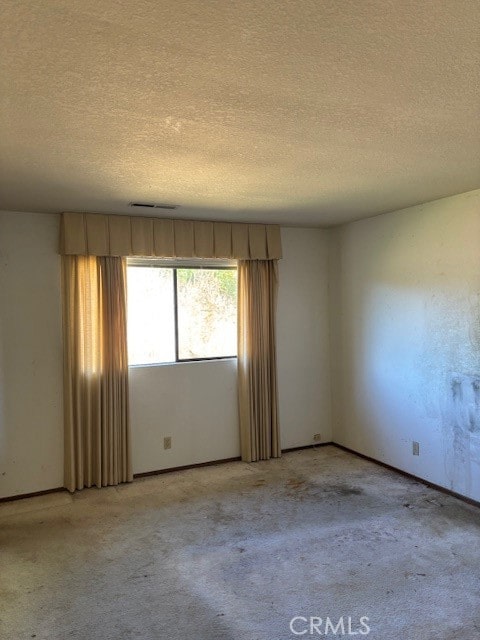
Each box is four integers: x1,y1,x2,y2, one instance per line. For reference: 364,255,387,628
129,202,179,210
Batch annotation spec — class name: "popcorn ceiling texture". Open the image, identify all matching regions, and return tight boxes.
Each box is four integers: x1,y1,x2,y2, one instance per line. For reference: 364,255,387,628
0,0,479,225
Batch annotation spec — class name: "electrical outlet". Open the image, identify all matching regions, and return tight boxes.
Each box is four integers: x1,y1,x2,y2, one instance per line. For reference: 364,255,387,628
412,441,420,456
164,437,172,450
313,433,322,442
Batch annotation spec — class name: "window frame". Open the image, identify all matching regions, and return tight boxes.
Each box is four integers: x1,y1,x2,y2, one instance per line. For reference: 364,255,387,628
127,257,238,367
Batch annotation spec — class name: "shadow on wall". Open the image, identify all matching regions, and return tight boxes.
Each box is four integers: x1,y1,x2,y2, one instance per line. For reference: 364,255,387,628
0,327,6,484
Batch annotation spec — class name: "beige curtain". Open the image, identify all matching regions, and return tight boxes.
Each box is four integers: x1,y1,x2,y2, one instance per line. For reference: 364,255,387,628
237,260,280,462
62,255,132,492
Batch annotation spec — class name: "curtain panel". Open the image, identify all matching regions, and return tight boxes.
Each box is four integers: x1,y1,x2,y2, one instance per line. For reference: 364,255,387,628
237,260,280,462
62,255,132,492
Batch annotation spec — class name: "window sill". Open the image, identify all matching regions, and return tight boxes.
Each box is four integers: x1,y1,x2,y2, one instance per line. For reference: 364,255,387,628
129,357,237,369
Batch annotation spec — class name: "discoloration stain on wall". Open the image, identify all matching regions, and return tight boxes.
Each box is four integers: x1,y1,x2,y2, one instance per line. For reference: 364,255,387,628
472,380,480,425
468,293,480,355
450,377,463,403
443,373,480,497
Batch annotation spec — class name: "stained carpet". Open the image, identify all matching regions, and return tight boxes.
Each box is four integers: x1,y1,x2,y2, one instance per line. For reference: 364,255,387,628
1,446,479,639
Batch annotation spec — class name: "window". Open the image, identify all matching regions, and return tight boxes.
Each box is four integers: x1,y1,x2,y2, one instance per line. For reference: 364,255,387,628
127,259,237,365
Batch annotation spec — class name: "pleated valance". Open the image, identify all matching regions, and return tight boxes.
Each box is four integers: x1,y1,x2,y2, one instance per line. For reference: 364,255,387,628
60,213,282,260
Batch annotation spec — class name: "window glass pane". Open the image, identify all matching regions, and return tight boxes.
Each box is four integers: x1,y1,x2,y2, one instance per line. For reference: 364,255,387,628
127,267,175,365
177,269,237,360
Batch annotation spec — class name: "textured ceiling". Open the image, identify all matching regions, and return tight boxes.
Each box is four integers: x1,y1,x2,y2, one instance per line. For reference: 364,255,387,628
1,0,479,226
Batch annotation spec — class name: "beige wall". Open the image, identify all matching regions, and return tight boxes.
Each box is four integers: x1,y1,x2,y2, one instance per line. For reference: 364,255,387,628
330,190,480,502
278,228,332,448
129,359,239,473
0,212,64,497
0,214,331,497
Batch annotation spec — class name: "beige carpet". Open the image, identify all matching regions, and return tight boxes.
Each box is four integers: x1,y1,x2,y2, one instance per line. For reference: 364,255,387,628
1,446,479,639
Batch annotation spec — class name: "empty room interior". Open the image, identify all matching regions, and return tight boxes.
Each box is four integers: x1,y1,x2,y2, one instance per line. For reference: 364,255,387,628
1,1,480,639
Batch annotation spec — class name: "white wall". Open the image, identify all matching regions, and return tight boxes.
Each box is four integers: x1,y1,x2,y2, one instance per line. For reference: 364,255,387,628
129,360,239,473
330,190,480,502
0,215,330,496
0,212,64,498
277,228,332,448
